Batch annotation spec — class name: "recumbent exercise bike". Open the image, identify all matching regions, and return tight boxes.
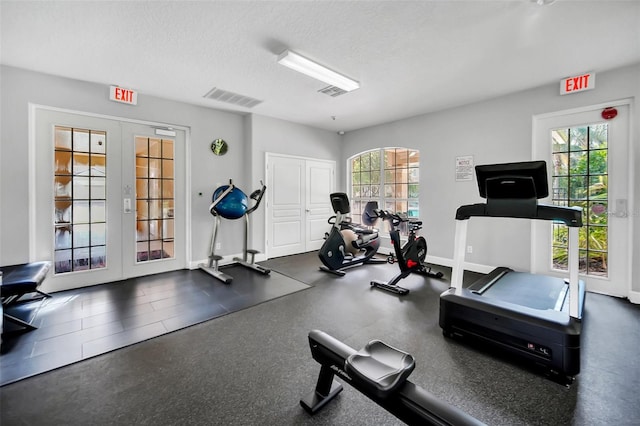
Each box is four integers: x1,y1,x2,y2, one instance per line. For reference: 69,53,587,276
318,193,385,276
371,209,443,295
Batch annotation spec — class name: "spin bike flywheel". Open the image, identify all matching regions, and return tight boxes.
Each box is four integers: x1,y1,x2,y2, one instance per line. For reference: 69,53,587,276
403,237,427,265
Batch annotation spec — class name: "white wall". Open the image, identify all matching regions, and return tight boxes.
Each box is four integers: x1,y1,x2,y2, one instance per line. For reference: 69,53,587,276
342,62,640,297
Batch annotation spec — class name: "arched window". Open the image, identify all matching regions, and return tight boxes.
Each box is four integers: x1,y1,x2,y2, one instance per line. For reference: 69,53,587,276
349,147,420,227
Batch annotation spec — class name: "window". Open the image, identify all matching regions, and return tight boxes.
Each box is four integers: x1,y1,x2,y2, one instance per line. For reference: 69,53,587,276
53,126,107,273
350,148,420,228
551,124,608,276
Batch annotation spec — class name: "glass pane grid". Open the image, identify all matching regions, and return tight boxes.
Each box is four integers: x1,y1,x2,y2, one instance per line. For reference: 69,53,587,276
136,136,175,263
551,125,608,277
350,148,419,228
53,126,107,274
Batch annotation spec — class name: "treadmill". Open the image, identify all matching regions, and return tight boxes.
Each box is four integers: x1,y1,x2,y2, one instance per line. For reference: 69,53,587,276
439,161,585,385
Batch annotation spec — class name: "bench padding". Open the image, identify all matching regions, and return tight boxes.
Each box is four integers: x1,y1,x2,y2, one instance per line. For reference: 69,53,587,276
1,261,51,333
1,261,51,297
345,339,415,399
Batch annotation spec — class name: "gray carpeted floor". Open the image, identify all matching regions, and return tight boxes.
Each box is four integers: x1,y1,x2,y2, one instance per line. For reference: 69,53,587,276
1,252,639,425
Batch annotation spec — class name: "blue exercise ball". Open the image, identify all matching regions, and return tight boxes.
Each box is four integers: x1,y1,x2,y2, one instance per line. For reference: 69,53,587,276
212,185,248,219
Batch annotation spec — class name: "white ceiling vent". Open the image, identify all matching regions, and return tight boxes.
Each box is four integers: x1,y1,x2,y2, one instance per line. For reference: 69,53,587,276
203,87,263,108
318,85,348,97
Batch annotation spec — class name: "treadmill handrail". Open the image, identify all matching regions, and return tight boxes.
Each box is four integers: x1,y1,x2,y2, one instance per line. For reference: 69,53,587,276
450,213,582,320
455,202,583,227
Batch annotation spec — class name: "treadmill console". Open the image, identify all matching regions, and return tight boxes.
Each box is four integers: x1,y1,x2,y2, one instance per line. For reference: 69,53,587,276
476,160,548,199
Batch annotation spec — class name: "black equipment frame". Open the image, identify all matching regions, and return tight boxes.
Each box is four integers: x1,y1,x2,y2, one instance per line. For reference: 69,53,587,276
318,193,385,276
371,210,443,295
300,330,485,426
440,161,585,385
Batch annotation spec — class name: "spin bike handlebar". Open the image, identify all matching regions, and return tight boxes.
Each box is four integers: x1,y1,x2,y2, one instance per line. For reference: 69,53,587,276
374,209,422,232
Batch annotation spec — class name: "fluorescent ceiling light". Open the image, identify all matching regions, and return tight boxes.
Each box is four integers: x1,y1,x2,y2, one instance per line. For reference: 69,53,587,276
277,50,360,92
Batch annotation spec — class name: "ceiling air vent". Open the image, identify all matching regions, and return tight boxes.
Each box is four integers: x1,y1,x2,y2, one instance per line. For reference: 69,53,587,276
318,85,348,97
203,87,263,108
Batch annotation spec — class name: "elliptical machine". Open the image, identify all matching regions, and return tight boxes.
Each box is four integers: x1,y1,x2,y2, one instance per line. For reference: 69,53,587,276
371,210,443,295
318,193,386,276
199,179,270,284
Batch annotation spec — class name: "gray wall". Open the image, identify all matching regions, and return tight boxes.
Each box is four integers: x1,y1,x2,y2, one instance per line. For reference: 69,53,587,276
0,65,341,266
342,62,640,296
247,114,342,252
2,63,638,299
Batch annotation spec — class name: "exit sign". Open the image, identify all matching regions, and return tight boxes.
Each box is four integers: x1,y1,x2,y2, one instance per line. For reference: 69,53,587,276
109,85,138,105
560,72,595,95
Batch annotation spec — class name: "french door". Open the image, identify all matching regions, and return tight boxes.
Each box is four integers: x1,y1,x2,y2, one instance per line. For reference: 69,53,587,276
33,108,186,292
532,102,631,298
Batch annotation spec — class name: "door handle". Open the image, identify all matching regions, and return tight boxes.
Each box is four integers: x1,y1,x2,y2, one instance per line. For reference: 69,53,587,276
614,199,627,218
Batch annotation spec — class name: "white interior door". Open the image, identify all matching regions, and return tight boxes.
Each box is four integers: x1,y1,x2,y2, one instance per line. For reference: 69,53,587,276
266,154,335,258
267,155,305,258
33,108,186,292
305,160,335,251
532,102,631,298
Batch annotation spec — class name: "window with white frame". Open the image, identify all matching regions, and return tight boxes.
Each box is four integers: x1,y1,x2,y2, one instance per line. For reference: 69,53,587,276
349,148,420,230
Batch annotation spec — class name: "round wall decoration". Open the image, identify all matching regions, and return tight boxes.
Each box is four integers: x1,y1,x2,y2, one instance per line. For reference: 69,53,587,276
211,138,228,156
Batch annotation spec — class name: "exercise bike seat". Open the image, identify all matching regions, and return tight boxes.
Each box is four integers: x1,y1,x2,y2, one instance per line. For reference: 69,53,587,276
362,201,380,226
345,339,415,399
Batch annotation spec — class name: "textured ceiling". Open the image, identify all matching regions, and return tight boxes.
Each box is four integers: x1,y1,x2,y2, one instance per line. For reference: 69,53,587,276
1,1,639,133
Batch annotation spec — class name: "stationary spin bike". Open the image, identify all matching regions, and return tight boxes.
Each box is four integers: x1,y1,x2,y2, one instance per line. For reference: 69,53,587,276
199,179,270,284
370,210,443,295
318,193,386,276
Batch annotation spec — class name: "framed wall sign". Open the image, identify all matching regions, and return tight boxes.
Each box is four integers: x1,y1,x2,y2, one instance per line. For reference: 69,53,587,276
455,155,474,182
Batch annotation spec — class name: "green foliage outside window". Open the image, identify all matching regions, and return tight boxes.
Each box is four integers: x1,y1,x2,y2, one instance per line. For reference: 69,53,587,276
551,124,608,276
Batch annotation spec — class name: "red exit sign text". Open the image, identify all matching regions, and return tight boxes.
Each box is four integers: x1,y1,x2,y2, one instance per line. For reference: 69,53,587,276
109,86,138,105
560,72,595,95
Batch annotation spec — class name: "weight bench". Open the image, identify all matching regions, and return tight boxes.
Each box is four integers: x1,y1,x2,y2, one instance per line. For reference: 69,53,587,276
1,261,51,332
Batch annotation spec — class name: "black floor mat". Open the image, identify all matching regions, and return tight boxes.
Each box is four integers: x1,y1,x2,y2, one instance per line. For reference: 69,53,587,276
0,266,310,386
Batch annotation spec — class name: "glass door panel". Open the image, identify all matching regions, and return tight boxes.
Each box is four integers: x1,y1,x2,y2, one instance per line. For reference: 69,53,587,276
134,136,175,262
121,122,185,278
533,104,630,298
550,124,609,277
53,126,107,274
35,109,123,292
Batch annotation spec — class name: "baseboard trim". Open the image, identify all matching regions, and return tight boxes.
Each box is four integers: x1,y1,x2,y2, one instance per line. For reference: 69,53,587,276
628,290,640,305
426,255,496,275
